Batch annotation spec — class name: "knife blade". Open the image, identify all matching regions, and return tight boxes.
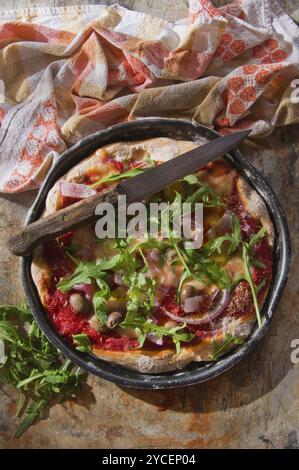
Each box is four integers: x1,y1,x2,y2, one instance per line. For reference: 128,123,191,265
9,130,250,256
118,130,250,203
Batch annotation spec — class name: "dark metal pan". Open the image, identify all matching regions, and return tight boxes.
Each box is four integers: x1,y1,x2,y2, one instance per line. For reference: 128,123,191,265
21,118,291,389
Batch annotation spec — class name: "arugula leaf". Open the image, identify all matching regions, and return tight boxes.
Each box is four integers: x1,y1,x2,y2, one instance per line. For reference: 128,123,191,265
57,255,122,293
172,242,192,277
183,174,198,185
114,238,129,250
124,272,156,323
177,270,191,303
60,240,139,325
73,334,92,353
256,278,267,294
204,213,241,256
202,214,267,327
230,213,242,254
14,398,47,438
97,254,121,271
93,278,110,324
57,261,99,292
0,304,84,438
184,179,224,208
202,258,232,288
248,227,266,250
121,318,195,354
0,320,20,343
184,245,232,289
211,334,243,361
118,248,139,280
90,167,145,188
242,244,263,328
234,226,267,328
252,259,266,269
130,237,171,254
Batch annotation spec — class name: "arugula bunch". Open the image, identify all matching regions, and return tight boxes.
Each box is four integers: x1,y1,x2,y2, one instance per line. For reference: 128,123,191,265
202,214,266,327
124,272,156,322
57,250,137,325
59,237,195,352
57,254,122,292
118,255,194,352
0,303,84,438
164,211,266,327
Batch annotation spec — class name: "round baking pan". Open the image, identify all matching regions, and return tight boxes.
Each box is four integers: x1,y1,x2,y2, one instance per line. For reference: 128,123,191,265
21,118,291,389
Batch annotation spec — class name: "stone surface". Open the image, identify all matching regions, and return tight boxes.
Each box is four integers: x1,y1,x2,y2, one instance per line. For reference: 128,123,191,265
0,0,299,450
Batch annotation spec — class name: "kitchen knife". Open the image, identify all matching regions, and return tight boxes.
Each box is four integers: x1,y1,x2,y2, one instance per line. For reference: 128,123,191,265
9,130,250,256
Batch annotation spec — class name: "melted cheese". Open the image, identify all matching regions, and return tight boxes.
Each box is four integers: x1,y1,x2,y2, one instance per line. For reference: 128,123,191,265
224,256,245,281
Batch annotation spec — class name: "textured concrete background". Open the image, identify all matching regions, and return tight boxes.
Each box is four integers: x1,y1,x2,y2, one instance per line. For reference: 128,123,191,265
0,0,299,449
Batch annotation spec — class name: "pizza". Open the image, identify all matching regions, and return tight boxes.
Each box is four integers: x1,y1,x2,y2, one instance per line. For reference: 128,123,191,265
31,137,274,373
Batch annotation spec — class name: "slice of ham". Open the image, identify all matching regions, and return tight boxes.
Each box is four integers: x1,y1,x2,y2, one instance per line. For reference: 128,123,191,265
59,181,96,199
207,212,233,239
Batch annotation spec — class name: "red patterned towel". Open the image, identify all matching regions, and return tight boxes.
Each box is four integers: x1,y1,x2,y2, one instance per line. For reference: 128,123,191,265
0,0,298,192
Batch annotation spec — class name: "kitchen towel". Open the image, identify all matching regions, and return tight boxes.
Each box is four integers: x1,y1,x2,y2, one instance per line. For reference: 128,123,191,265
0,0,298,192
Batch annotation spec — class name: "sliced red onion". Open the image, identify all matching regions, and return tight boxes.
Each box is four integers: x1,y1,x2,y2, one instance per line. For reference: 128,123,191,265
161,289,230,326
79,247,94,261
147,332,164,346
114,271,125,286
74,283,95,301
145,253,160,278
59,181,96,199
183,295,203,313
241,221,254,236
154,285,170,307
210,288,220,302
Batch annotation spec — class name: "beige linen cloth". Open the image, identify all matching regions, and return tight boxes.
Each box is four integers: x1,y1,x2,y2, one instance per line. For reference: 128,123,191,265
0,0,298,192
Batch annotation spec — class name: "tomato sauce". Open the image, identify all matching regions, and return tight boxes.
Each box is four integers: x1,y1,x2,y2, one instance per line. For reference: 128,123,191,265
101,336,139,351
47,289,89,337
43,237,139,351
60,195,81,209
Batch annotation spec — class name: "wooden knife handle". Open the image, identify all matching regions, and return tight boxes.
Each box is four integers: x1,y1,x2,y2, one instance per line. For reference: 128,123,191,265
9,189,119,257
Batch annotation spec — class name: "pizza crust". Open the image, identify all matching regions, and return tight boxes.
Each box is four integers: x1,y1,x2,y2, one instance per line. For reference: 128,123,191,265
92,339,217,373
237,176,274,246
91,314,254,373
32,245,52,305
31,137,274,374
